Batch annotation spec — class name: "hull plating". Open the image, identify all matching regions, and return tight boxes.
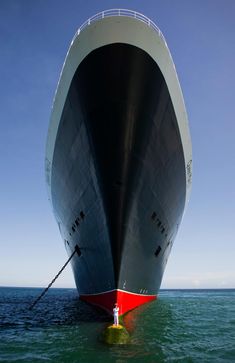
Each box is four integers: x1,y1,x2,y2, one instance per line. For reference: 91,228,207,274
46,13,192,314
80,289,156,315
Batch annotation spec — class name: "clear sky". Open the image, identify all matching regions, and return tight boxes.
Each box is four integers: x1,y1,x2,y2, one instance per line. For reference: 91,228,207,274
0,0,234,289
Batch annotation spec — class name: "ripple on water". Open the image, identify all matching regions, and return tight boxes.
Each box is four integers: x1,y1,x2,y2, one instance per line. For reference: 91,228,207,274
0,287,235,362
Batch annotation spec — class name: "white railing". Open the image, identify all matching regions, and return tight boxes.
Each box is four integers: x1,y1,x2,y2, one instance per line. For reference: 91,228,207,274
74,9,165,41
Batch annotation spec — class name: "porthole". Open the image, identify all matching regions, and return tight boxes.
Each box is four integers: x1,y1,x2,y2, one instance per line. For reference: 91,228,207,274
155,245,161,257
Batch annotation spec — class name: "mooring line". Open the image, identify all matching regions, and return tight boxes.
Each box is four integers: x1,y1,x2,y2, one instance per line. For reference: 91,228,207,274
29,245,81,310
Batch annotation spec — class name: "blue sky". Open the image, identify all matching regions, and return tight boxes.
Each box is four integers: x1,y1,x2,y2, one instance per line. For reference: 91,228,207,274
0,0,234,289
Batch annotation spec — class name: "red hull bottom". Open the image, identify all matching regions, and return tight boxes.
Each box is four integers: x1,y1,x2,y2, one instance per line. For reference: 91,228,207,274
80,289,157,315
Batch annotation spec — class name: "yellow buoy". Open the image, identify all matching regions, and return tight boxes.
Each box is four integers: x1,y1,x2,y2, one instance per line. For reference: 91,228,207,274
103,324,130,344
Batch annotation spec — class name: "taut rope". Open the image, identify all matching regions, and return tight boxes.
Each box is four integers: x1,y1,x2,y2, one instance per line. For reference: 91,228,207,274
29,245,81,310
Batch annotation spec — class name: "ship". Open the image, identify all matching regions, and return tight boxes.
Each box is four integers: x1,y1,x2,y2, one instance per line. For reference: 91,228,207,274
45,9,192,316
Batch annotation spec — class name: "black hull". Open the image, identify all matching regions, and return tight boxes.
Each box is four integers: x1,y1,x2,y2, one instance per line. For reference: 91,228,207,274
46,11,192,314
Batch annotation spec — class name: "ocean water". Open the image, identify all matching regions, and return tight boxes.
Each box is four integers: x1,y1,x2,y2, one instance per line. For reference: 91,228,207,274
0,288,234,362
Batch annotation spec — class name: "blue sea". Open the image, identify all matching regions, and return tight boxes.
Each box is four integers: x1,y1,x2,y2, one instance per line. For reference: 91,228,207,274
0,287,234,362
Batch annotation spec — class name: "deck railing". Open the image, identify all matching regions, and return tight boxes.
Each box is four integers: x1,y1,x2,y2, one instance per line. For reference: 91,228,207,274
74,9,165,42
